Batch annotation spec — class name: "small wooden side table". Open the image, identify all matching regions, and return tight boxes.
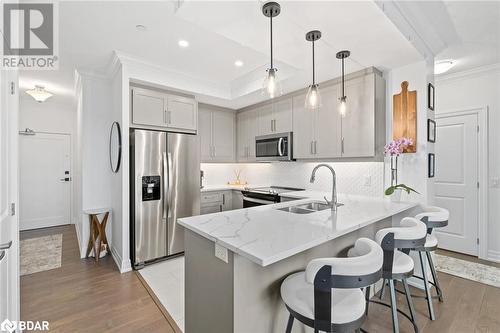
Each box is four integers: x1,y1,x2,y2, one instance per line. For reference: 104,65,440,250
84,208,111,262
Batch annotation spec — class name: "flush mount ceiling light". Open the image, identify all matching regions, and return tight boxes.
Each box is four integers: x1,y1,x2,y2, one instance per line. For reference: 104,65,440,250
26,85,53,103
262,1,282,99
178,39,189,48
435,59,455,75
305,30,322,111
234,60,244,67
336,50,350,118
135,24,147,32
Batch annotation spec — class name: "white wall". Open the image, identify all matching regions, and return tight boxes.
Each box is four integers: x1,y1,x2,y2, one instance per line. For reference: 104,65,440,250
18,96,77,224
436,66,500,261
383,60,435,204
201,162,385,197
75,72,115,260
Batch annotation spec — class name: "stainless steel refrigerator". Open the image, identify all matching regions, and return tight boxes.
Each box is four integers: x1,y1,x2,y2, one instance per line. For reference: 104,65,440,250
130,129,200,269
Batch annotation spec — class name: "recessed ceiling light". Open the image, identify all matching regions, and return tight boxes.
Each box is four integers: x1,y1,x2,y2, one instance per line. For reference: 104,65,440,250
135,24,147,31
178,40,189,48
234,60,244,67
435,60,455,75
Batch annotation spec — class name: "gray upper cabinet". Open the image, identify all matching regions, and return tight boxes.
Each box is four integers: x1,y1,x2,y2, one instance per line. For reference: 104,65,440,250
131,87,198,133
199,105,235,163
291,68,385,160
236,109,258,162
257,98,292,136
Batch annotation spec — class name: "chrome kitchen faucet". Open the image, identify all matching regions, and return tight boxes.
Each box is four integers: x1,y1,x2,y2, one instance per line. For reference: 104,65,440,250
310,164,338,211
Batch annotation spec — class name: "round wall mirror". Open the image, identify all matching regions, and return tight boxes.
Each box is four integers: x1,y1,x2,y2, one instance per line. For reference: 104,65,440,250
109,122,122,173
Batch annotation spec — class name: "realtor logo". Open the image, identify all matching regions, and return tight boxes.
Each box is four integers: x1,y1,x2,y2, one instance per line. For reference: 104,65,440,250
0,319,15,333
1,2,58,69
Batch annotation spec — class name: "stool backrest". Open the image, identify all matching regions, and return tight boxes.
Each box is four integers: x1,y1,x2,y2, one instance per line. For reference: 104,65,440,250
375,217,427,277
306,238,383,332
415,206,449,232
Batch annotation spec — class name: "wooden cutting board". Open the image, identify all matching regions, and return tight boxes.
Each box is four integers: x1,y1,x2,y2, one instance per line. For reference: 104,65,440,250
393,81,417,153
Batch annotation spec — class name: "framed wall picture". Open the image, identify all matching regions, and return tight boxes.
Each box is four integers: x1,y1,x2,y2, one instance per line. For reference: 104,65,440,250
428,153,435,178
427,119,436,143
428,83,435,111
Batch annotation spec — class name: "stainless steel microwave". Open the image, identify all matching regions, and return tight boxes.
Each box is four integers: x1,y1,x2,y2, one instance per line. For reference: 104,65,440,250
255,132,293,161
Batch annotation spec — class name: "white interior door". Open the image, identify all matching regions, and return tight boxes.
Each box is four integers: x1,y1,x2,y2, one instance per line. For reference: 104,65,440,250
434,112,479,255
0,70,20,327
19,133,71,231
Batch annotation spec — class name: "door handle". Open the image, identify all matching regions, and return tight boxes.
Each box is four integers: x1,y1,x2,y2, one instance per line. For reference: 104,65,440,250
278,138,284,156
341,137,345,154
60,178,70,182
163,152,168,219
0,251,5,261
0,241,12,250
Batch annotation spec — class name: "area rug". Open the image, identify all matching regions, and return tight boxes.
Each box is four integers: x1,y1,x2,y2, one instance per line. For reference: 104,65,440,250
434,253,500,288
20,234,63,276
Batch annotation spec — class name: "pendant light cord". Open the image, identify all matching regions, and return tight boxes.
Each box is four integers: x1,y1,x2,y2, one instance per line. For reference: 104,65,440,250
270,15,273,69
341,57,345,98
312,40,315,85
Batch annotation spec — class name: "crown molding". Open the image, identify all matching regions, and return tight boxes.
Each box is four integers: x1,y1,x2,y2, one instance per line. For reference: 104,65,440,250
436,63,500,83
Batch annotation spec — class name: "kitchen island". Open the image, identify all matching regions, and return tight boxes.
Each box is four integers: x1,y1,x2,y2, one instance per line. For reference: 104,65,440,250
178,193,418,333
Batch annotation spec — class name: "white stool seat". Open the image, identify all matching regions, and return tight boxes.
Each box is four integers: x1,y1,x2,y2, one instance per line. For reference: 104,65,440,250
415,206,449,222
392,251,414,275
424,233,438,248
280,272,366,325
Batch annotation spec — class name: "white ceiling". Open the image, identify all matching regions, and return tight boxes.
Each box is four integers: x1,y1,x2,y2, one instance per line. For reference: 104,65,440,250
18,0,427,109
433,1,500,75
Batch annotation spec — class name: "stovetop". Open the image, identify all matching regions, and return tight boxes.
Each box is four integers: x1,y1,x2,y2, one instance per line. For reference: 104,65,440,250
243,186,304,195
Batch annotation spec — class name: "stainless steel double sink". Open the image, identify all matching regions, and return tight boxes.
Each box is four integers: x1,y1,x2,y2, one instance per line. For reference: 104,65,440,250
276,201,344,214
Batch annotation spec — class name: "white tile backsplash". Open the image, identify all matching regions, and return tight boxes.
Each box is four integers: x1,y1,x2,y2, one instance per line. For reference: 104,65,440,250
201,162,385,197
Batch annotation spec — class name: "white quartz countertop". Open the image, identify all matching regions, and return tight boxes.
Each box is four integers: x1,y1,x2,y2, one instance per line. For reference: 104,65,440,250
179,192,418,267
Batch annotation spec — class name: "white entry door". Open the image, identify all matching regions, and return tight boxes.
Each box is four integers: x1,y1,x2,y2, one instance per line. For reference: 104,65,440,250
434,112,479,255
19,133,71,231
0,70,20,328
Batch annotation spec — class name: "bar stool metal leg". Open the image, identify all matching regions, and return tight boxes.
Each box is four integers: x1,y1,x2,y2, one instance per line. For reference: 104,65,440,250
426,251,444,302
418,251,436,320
402,278,419,333
379,279,387,299
285,314,294,333
365,285,371,315
389,279,399,333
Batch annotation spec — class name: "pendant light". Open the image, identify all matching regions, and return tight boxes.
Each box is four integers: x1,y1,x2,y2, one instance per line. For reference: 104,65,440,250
262,2,282,99
336,50,350,117
305,30,322,111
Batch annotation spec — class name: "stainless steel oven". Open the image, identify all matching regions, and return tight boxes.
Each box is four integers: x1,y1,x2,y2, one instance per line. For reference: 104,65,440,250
241,186,304,208
255,132,293,161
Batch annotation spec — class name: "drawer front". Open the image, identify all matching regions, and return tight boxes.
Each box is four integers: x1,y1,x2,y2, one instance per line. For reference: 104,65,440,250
201,192,223,204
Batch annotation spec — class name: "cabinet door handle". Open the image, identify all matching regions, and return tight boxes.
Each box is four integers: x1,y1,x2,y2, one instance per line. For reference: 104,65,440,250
310,141,313,155
220,204,223,212
314,141,317,155
222,194,225,205
341,137,345,154
0,241,12,250
213,146,216,157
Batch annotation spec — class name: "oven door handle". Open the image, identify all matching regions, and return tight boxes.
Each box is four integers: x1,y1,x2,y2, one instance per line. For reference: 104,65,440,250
243,196,276,205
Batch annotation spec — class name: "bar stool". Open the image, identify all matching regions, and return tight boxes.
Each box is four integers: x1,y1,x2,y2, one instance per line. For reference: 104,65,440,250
409,206,449,320
280,238,383,333
368,217,427,333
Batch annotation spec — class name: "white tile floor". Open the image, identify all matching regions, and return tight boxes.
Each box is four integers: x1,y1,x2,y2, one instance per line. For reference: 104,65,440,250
138,256,185,331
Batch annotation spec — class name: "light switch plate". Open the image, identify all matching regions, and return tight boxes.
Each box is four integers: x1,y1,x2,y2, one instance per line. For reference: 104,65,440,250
364,175,372,186
215,243,228,263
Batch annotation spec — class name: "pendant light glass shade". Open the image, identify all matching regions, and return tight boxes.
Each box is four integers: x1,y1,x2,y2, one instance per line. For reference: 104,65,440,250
339,96,347,118
305,84,321,110
262,68,282,99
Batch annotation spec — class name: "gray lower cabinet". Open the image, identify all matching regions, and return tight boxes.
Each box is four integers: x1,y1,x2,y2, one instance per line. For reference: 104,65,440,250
200,190,233,214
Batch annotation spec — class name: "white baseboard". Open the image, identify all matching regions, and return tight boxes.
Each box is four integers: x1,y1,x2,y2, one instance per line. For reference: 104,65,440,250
111,245,132,273
487,250,500,263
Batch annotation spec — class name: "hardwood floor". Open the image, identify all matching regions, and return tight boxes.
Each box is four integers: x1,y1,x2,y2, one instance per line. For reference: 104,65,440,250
20,225,500,332
20,225,175,333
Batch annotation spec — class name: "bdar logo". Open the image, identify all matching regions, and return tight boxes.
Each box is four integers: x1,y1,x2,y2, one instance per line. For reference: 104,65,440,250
0,319,16,333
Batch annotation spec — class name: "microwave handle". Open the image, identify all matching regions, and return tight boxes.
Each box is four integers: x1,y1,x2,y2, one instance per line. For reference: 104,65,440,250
278,137,284,156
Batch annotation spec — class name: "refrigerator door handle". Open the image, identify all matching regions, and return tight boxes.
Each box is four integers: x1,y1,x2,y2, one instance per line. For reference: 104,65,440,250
162,152,168,221
166,152,173,219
